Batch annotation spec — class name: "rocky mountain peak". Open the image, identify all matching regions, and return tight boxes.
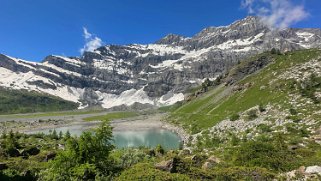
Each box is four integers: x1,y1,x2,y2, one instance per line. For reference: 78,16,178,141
156,34,187,45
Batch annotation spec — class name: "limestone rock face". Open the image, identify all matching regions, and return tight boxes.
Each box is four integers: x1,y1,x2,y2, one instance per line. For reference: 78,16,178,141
1,16,320,109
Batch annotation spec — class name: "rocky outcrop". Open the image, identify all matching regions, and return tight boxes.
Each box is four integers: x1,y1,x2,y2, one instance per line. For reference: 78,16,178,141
226,55,273,85
282,165,321,180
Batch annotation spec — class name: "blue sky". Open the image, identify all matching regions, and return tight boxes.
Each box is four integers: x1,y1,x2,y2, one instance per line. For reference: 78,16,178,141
0,0,320,62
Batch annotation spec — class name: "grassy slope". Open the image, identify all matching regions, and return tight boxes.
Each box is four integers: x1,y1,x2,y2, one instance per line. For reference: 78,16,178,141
168,49,321,132
0,88,79,115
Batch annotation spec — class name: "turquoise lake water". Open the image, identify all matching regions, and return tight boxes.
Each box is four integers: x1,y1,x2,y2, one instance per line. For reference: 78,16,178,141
27,125,181,150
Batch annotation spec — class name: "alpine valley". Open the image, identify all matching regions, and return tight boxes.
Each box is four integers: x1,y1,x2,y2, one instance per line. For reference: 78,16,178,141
2,15,321,181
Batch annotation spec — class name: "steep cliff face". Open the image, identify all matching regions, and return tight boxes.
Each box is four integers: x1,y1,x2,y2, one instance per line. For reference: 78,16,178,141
0,16,320,109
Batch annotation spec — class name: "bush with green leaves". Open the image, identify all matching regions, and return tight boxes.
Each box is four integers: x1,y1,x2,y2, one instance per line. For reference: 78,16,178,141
0,130,20,157
298,73,321,104
232,136,290,171
259,104,266,112
155,144,165,155
229,113,240,121
257,124,272,133
247,110,258,121
40,121,115,180
289,108,297,115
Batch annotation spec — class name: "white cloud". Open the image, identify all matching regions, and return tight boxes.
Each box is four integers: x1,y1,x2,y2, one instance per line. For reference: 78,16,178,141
241,0,309,29
83,27,92,39
80,27,103,54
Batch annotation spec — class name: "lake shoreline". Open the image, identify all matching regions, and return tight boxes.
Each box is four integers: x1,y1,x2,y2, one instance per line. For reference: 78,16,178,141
161,122,189,145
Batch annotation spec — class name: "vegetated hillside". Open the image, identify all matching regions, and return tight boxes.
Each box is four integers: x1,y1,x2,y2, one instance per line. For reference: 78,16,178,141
157,49,321,179
168,49,321,134
0,88,79,114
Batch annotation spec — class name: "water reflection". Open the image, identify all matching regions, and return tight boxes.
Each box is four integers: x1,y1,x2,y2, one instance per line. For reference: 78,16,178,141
113,129,181,150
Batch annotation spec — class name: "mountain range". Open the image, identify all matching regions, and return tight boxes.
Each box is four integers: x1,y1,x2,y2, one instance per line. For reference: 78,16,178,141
1,16,321,109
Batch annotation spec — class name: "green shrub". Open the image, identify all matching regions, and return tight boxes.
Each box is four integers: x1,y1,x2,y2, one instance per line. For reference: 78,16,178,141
289,108,297,115
257,124,272,133
247,110,258,121
285,123,297,134
232,140,290,171
229,113,240,121
209,167,275,180
259,104,266,112
116,163,191,181
156,144,165,155
231,134,240,146
299,128,310,137
40,122,115,180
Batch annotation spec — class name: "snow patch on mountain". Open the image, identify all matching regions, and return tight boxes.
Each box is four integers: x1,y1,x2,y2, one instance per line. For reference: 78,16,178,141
158,92,184,105
52,55,86,67
5,55,37,70
39,68,61,77
217,32,264,50
42,62,82,77
140,44,187,57
0,67,84,106
296,32,314,41
96,87,154,109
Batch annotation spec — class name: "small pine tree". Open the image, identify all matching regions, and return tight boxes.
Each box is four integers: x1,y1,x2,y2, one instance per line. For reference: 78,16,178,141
52,130,58,140
65,130,71,140
59,131,63,140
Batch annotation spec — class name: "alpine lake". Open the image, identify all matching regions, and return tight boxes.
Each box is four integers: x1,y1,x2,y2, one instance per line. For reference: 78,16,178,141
26,124,182,150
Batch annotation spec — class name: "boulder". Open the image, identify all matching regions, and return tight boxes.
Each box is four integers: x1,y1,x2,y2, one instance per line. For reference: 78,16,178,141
288,145,299,151
207,156,221,164
202,156,221,170
305,166,321,175
44,152,57,162
155,158,178,173
202,162,214,170
297,166,305,175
